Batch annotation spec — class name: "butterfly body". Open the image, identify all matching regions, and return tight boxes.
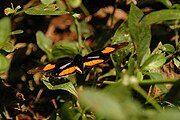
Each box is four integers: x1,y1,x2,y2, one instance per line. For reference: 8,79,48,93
28,42,129,77
53,54,83,77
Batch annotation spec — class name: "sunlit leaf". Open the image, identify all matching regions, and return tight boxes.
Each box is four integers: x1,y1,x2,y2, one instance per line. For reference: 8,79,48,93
111,21,131,77
128,4,151,65
40,0,56,5
79,83,141,120
147,72,165,80
0,17,11,47
150,110,180,120
141,54,166,70
36,31,53,60
70,21,92,37
137,69,143,81
112,21,131,44
171,4,180,9
0,54,9,72
102,82,132,101
141,9,180,25
42,76,78,98
68,0,82,8
156,0,172,8
173,57,180,68
163,44,175,54
1,41,15,52
11,30,24,35
79,89,126,120
25,4,69,15
52,40,79,59
112,21,132,58
14,5,21,11
140,49,151,67
152,42,164,54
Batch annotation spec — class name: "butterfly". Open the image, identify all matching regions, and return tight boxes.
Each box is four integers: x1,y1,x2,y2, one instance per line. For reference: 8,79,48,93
28,42,129,77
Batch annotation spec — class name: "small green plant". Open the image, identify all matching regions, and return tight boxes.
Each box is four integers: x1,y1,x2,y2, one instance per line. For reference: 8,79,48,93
0,17,23,74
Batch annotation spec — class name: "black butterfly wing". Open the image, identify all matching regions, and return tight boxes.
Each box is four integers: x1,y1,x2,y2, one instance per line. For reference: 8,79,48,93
53,55,85,77
83,50,108,67
83,42,129,67
52,58,78,77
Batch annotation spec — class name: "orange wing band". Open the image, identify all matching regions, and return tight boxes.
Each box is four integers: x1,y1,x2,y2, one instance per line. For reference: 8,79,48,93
59,66,82,76
43,64,55,71
84,59,104,67
101,47,115,54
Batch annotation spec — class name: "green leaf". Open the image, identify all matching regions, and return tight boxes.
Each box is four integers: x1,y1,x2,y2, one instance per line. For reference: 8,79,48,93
156,0,172,8
102,83,141,116
140,9,180,25
40,0,56,5
111,21,131,77
173,57,180,68
70,21,92,37
102,82,132,101
0,54,9,72
150,110,180,120
141,54,166,70
67,0,82,8
14,5,21,11
128,57,137,76
152,42,164,54
52,40,79,59
42,76,78,98
1,41,15,52
163,44,175,54
36,31,53,60
128,4,151,65
127,57,143,81
140,48,151,66
137,69,143,81
112,21,131,44
11,30,24,35
0,17,11,47
79,83,141,120
79,89,126,120
171,4,180,9
25,4,69,15
147,72,165,80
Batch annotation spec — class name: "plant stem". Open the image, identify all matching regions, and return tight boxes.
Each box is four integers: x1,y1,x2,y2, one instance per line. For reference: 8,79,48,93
80,3,90,16
103,79,170,111
74,17,83,51
132,84,162,112
110,1,117,28
103,81,116,84
139,79,179,85
174,20,179,48
103,79,179,85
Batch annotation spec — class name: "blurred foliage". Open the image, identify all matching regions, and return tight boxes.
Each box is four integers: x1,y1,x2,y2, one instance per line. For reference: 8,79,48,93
0,0,180,119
